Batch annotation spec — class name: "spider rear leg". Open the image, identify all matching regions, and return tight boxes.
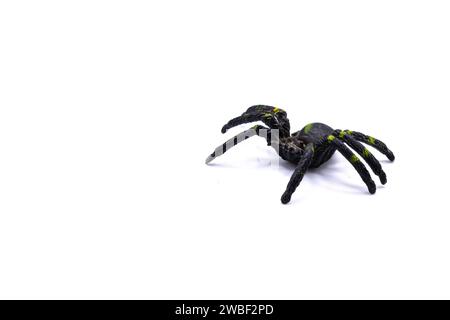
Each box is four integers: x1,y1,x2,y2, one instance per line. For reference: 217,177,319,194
326,135,377,194
281,143,314,204
343,130,395,161
335,130,387,185
205,125,276,164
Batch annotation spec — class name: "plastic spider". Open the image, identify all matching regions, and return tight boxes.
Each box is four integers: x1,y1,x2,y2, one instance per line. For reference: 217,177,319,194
205,105,395,204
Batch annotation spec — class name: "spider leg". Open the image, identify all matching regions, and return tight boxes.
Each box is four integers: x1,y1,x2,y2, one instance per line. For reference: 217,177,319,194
334,130,387,185
222,113,262,133
326,135,377,194
342,130,395,161
280,143,315,204
205,125,275,164
221,105,290,137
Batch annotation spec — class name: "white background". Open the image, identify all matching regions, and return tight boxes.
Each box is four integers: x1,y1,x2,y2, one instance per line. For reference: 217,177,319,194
0,1,449,299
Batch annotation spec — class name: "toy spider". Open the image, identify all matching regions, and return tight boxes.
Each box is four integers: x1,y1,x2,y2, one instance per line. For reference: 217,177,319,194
205,105,395,204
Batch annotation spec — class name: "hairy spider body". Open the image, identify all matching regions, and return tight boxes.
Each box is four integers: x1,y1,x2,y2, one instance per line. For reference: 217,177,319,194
206,105,395,204
279,122,335,166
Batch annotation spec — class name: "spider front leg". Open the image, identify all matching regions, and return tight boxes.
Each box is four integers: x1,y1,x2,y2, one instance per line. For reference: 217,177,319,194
221,105,291,138
281,143,315,204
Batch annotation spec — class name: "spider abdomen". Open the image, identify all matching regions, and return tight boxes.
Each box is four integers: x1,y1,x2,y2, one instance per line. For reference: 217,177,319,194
297,122,334,144
282,122,336,167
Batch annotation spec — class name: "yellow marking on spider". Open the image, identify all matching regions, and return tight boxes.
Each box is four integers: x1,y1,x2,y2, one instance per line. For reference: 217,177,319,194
346,130,353,135
273,107,280,113
363,148,370,158
339,131,346,138
327,135,335,142
351,155,360,163
304,123,313,134
263,113,272,118
368,136,376,145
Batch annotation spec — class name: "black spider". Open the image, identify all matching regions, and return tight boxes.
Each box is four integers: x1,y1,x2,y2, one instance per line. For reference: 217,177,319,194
205,105,395,204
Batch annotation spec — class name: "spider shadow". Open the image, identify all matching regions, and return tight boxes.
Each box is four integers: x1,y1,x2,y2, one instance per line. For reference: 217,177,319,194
278,156,374,195
206,162,240,169
205,147,283,170
206,151,391,197
206,158,276,170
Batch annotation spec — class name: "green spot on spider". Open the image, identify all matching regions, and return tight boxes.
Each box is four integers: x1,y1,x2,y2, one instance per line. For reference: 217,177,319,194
363,148,370,158
368,136,376,145
327,135,335,142
304,123,313,134
351,155,360,163
339,131,346,138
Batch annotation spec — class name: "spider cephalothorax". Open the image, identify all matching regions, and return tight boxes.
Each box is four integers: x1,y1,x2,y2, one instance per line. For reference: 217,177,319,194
206,105,395,204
